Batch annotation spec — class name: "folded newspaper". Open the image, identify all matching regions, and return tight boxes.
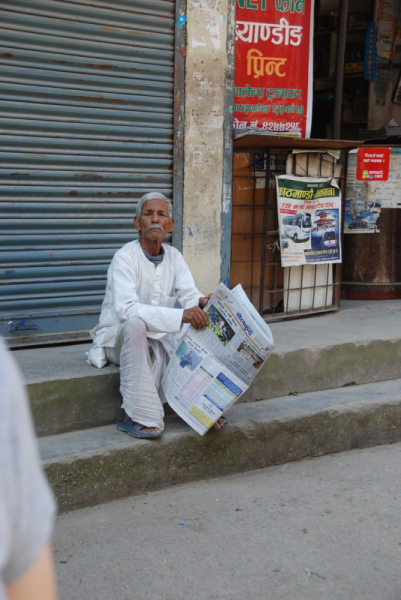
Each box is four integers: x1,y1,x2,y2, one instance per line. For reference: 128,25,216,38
161,283,274,436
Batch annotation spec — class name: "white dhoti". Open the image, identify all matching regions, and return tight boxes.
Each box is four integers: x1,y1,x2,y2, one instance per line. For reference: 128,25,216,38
105,318,179,432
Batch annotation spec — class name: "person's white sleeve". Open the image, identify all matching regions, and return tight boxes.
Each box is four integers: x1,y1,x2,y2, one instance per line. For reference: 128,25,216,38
112,253,184,334
0,339,56,587
174,253,204,309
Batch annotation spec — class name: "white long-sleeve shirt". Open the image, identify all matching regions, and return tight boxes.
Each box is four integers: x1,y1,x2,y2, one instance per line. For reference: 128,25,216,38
90,240,203,349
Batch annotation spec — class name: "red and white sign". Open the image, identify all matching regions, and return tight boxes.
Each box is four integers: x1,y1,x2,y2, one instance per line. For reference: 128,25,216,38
356,147,390,181
233,0,314,138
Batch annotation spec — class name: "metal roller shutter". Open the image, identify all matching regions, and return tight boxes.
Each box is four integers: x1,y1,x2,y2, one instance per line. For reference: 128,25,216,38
0,0,175,346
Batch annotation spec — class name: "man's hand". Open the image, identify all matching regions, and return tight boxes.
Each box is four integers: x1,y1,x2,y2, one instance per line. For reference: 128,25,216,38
198,293,213,308
182,306,209,330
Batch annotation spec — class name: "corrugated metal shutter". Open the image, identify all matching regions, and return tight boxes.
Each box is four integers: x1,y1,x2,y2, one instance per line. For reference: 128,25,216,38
0,0,175,346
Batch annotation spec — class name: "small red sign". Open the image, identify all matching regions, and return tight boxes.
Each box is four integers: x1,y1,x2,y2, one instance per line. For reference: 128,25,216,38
356,147,390,181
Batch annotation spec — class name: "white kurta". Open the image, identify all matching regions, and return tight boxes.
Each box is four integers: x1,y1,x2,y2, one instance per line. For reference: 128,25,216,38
89,240,203,356
87,240,203,430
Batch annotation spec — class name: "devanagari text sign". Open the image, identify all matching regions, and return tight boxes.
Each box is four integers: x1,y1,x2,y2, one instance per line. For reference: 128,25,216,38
234,0,314,137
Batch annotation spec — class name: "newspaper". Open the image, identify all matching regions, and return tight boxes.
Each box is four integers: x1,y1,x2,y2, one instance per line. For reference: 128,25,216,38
276,174,342,267
161,283,274,436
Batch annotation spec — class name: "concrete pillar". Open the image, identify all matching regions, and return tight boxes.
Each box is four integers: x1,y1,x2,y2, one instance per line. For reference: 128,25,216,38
367,81,393,131
182,0,235,294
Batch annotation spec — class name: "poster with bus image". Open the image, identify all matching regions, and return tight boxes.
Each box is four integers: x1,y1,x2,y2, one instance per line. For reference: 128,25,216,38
277,174,342,267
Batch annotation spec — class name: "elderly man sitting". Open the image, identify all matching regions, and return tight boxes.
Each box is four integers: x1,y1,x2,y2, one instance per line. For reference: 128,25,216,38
88,192,227,439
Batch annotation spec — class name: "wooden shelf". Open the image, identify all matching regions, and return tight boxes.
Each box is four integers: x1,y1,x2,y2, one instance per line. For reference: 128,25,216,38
233,136,362,151
342,120,367,125
315,25,369,36
315,73,364,81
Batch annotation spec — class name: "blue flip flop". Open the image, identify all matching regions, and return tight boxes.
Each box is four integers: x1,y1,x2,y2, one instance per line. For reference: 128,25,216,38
210,416,228,432
116,418,162,439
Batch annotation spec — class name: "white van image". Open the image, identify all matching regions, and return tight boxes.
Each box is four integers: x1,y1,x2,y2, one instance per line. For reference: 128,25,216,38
322,230,338,248
282,213,312,243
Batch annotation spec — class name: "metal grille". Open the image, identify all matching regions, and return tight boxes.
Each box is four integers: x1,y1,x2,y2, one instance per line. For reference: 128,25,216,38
0,0,176,346
231,148,346,321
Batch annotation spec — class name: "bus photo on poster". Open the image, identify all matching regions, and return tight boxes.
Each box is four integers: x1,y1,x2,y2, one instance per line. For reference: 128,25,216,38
277,174,342,266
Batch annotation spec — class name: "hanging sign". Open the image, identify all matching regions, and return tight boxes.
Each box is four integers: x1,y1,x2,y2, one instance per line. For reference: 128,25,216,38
233,0,315,137
356,147,390,181
277,175,342,266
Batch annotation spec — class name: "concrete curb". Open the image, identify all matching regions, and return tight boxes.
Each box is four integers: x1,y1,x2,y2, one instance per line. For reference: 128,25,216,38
30,337,401,437
29,372,121,437
41,379,401,512
241,338,401,402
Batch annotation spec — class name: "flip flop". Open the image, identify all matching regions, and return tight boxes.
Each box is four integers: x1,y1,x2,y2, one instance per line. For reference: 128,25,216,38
116,418,162,439
210,416,228,432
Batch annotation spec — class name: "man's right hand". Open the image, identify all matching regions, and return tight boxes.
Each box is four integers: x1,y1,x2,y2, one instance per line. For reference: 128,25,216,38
182,306,209,330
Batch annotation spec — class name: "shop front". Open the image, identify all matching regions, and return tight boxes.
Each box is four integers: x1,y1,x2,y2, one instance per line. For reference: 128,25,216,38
230,0,401,318
3,0,401,345
230,136,361,320
0,0,184,346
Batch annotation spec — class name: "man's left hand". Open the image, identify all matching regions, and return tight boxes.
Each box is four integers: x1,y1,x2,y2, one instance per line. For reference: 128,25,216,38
199,293,213,308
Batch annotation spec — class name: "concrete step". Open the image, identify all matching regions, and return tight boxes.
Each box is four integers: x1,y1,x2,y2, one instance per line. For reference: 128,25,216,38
15,299,401,437
40,377,401,512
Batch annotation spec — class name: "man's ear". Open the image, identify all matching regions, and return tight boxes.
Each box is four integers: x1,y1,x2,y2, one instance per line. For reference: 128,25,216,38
134,216,140,231
168,218,175,233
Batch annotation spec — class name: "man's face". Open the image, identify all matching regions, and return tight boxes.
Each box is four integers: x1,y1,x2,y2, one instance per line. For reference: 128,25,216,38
134,199,174,242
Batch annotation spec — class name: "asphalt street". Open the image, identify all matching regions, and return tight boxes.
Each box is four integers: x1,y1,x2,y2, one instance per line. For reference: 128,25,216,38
53,442,401,600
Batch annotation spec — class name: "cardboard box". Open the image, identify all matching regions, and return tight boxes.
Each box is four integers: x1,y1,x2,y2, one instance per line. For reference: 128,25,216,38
352,96,368,121
347,15,369,28
344,62,364,74
342,110,353,123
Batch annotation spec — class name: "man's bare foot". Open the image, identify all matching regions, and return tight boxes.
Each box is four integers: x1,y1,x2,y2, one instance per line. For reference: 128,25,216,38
212,417,227,430
124,413,162,435
133,423,162,434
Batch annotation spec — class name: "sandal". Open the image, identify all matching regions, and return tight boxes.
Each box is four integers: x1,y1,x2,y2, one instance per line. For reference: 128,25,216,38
116,417,162,439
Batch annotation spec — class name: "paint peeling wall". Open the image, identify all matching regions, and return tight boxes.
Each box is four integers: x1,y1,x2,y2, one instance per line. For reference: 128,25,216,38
182,0,234,294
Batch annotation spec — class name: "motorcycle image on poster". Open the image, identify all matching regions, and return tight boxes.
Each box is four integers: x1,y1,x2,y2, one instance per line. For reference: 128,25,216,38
276,174,342,267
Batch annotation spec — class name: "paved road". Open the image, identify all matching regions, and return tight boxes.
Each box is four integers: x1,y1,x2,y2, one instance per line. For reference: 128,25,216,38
53,442,401,600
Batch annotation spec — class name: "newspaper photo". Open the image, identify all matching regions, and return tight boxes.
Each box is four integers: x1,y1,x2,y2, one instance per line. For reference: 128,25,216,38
277,174,342,267
161,283,274,436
